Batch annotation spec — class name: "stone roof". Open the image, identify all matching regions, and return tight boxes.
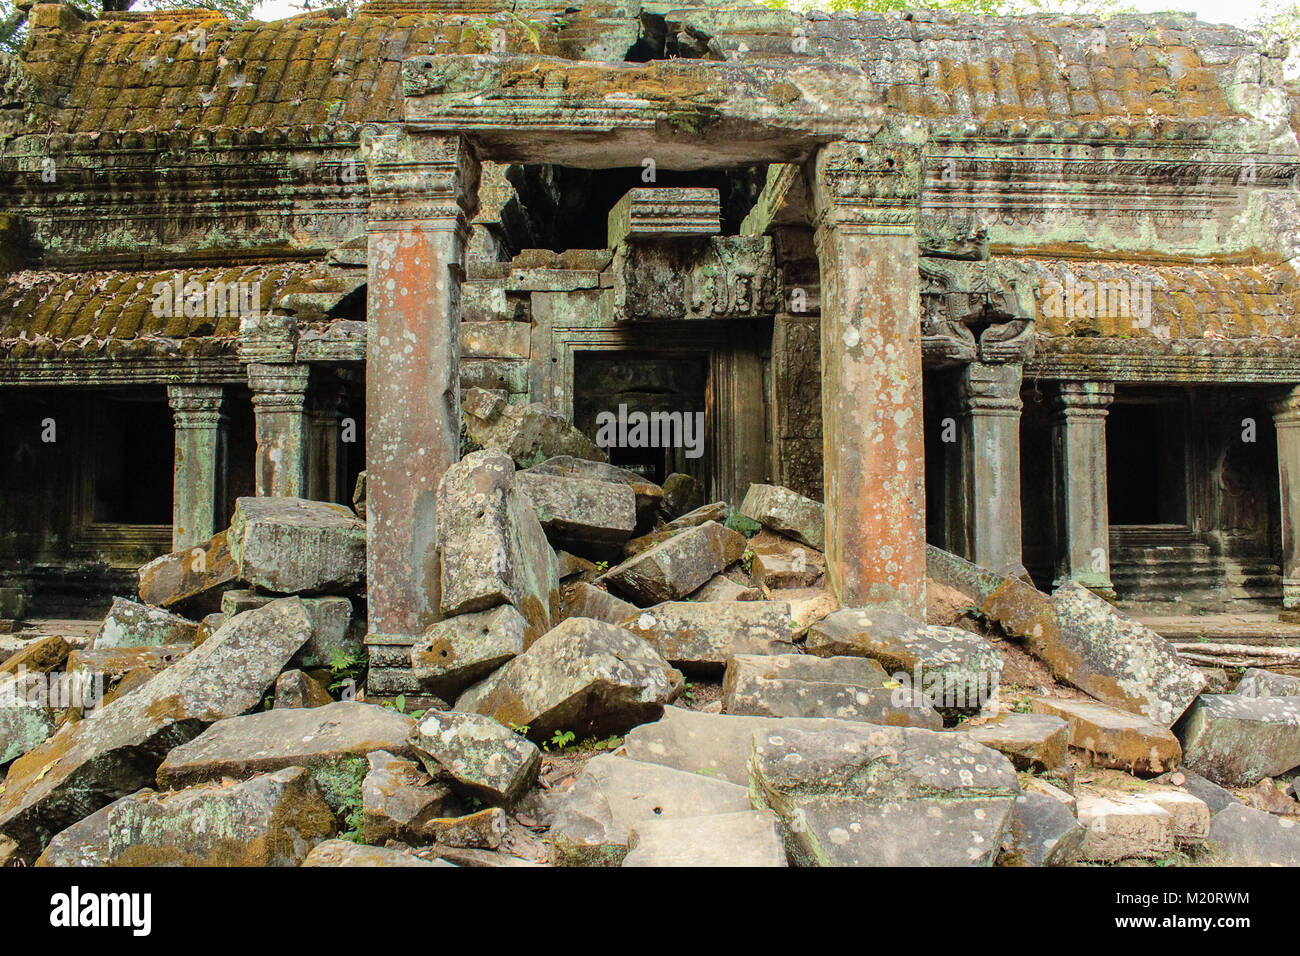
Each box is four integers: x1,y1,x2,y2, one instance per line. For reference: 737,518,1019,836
3,1,1287,141
0,263,313,358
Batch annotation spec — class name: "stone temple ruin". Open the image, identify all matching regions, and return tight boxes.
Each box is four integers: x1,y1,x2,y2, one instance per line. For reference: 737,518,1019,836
4,0,1300,868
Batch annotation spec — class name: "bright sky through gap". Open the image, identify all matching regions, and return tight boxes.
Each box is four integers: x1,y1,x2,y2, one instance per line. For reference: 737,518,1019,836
248,0,1270,31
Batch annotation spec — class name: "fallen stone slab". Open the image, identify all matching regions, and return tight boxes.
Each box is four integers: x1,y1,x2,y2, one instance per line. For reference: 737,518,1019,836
722,653,941,729
619,601,794,673
739,483,825,551
1031,697,1181,773
0,597,312,860
926,578,976,626
304,839,452,868
463,387,606,468
998,792,1085,866
409,709,541,805
750,722,1020,866
66,644,190,688
157,701,416,811
1205,804,1300,865
0,635,70,675
624,809,787,867
556,551,598,580
1146,786,1211,845
1076,790,1175,862
0,692,52,765
437,449,561,644
218,593,360,669
515,470,638,553
1233,667,1300,698
960,713,1069,773
549,755,752,866
599,521,746,605
1177,694,1300,786
622,501,730,557
931,548,1205,727
136,530,238,609
274,669,333,709
94,597,197,649
427,807,508,849
687,574,762,602
1151,769,1240,814
35,767,336,867
456,617,682,742
522,456,662,524
660,473,704,518
805,607,1001,712
362,750,458,845
410,604,527,700
228,497,366,594
562,582,639,626
750,539,824,590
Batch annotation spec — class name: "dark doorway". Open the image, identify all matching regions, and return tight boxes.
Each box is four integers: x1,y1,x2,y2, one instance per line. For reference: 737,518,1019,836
572,351,710,489
1107,398,1188,525
93,396,173,525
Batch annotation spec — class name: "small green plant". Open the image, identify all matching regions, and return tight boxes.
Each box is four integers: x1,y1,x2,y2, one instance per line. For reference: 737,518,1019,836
594,560,610,573
339,794,366,844
546,729,576,751
740,548,756,573
681,681,695,704
509,722,532,737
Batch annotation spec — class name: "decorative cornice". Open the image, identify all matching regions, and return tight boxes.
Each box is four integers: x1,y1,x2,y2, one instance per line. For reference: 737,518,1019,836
362,130,480,233
812,141,922,237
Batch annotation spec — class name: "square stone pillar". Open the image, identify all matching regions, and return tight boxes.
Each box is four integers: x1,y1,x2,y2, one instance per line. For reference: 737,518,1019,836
1273,386,1300,609
364,132,480,638
960,361,1024,574
1051,381,1115,595
248,362,309,498
811,141,925,616
166,384,226,551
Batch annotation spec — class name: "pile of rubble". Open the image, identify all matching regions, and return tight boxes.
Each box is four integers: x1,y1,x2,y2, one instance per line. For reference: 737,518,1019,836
4,403,1300,866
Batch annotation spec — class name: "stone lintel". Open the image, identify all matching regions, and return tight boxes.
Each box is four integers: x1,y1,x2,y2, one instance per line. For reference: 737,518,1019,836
606,187,721,247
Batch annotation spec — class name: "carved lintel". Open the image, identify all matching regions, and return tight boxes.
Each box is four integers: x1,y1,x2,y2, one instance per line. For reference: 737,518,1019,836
918,213,988,260
921,257,1038,367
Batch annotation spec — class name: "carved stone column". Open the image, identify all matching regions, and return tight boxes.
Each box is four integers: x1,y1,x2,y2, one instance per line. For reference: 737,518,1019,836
166,384,226,551
959,361,1024,574
1273,386,1300,609
248,363,309,498
364,131,479,639
811,141,925,616
1051,381,1115,595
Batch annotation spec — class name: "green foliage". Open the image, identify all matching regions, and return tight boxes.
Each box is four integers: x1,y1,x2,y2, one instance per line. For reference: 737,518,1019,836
724,510,762,538
545,729,576,751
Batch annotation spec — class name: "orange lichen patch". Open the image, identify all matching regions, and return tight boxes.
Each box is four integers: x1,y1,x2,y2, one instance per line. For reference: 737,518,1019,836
0,263,315,357
1005,257,1300,341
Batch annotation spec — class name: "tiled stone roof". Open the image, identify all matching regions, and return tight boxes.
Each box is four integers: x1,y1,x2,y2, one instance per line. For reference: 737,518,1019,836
0,263,314,358
5,1,1280,136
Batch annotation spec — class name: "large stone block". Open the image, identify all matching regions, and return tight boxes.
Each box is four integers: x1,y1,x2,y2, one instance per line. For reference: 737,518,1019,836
137,530,238,608
619,600,794,673
606,187,721,247
228,497,366,594
522,456,662,524
35,767,336,867
599,521,746,605
1207,804,1300,865
999,792,1085,867
750,722,1020,866
562,581,639,626
722,653,942,728
1032,697,1181,773
94,597,197,649
455,617,682,742
304,839,453,867
514,470,638,553
739,483,825,551
437,450,561,645
805,607,1001,712
410,604,527,700
157,701,416,811
1234,667,1300,698
624,809,787,867
0,692,52,765
960,712,1068,773
1178,694,1300,786
0,598,312,860
1076,791,1175,862
549,755,751,866
409,709,541,805
462,387,605,468
361,750,458,846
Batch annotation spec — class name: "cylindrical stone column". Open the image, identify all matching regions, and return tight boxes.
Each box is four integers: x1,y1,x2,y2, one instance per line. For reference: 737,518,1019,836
166,384,226,550
960,361,1024,574
1051,380,1115,595
248,362,309,498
